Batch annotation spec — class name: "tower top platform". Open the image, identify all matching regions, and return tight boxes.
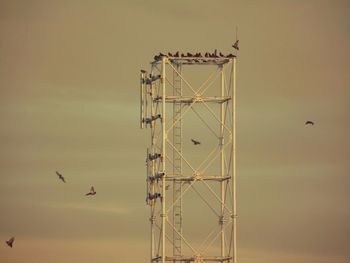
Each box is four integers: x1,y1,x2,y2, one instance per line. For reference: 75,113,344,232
152,53,236,66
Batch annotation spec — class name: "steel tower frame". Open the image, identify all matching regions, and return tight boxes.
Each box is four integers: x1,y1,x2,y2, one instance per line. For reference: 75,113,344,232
140,55,237,263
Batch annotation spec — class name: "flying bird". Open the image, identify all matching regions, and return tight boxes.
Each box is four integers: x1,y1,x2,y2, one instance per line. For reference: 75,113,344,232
305,121,314,126
6,237,15,248
232,40,239,50
85,186,96,196
55,171,66,183
191,139,201,145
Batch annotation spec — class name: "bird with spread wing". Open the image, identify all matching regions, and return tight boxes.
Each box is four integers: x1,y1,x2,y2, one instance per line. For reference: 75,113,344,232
55,171,66,183
6,237,15,248
305,121,315,126
191,139,201,145
85,186,96,196
232,39,239,50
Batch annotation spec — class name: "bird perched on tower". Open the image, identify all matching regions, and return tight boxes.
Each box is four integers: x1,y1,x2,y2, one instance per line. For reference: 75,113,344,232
232,40,239,50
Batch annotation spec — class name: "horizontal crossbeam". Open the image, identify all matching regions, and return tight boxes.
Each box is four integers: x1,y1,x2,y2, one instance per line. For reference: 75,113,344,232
154,96,231,104
152,256,232,262
164,175,231,182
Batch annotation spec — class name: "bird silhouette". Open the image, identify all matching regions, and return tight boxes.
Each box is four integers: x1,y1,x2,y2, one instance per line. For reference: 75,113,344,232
151,74,161,81
147,193,161,201
232,40,239,50
226,54,236,58
191,139,201,145
149,153,161,161
6,237,15,248
305,121,314,126
55,171,66,183
144,114,162,124
85,186,96,196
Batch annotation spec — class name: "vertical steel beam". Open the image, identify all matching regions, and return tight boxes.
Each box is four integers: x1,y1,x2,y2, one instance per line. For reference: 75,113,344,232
140,72,145,129
232,57,237,263
161,56,167,263
220,65,225,257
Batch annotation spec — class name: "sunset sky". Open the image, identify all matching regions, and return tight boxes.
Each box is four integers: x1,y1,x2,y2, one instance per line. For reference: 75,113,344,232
0,0,349,262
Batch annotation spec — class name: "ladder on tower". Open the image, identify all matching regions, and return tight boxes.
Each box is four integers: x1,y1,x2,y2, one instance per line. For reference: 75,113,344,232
173,64,182,259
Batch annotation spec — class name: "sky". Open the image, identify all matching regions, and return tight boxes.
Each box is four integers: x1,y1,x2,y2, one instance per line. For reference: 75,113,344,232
0,0,349,262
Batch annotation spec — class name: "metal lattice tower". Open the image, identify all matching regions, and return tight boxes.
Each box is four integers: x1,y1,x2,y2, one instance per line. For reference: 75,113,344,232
140,54,237,263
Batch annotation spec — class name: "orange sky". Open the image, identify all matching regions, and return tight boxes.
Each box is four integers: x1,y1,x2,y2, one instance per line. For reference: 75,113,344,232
0,0,349,262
